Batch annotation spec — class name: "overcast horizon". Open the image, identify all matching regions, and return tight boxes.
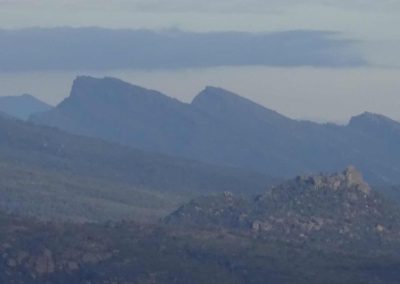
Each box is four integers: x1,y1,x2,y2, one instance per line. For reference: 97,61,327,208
0,1,399,122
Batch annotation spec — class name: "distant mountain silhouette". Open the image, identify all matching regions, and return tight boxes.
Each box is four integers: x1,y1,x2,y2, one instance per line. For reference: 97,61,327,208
31,76,400,185
0,94,52,120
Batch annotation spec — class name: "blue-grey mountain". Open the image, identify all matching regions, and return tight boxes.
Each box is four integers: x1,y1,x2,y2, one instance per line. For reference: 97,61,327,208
31,76,400,185
0,94,52,120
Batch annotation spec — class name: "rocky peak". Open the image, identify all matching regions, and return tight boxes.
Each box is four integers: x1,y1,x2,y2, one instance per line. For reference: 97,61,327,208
59,76,175,113
191,86,289,126
165,167,400,249
342,166,371,192
296,166,371,194
191,86,243,107
348,112,400,132
70,76,143,98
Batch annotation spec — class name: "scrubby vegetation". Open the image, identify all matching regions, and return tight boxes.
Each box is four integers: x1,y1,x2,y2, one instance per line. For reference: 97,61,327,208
0,116,271,222
2,167,400,283
1,212,400,284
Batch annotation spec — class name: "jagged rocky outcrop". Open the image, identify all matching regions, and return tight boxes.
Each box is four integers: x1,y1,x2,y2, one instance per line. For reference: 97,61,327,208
165,167,400,247
30,76,400,185
293,165,371,194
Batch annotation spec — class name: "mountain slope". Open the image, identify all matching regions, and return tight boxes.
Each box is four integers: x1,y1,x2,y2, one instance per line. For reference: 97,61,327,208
166,167,400,248
0,94,52,120
0,110,11,118
2,175,400,284
192,88,400,183
31,76,218,157
0,115,272,222
31,76,400,184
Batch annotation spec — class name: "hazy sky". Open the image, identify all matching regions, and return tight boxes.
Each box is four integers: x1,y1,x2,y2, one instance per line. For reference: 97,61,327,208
0,0,399,122
1,1,399,38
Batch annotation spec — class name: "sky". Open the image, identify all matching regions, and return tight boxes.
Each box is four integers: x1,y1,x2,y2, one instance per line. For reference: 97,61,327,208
0,0,399,122
1,1,399,39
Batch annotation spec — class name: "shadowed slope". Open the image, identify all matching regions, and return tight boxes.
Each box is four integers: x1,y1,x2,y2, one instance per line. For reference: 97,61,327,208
0,115,272,222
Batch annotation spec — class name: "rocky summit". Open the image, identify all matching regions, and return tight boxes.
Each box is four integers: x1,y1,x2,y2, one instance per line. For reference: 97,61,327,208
294,166,371,194
165,167,400,249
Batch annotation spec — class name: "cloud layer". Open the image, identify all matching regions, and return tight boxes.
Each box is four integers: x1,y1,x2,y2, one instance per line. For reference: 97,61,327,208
0,27,366,72
1,0,400,13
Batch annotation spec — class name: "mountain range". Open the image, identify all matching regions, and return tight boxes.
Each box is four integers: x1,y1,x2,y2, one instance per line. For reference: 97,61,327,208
1,79,400,282
31,76,400,185
0,94,52,120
